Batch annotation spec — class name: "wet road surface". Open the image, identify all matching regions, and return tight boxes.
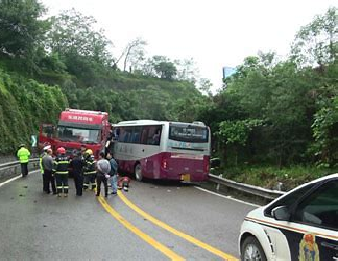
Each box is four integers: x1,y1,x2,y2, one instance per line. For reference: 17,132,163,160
0,171,256,260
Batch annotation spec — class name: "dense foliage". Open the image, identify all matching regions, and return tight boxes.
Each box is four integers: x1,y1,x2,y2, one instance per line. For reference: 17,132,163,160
0,70,67,153
201,8,337,170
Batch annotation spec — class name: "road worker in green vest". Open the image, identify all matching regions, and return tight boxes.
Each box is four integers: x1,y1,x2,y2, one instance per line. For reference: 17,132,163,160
17,144,31,177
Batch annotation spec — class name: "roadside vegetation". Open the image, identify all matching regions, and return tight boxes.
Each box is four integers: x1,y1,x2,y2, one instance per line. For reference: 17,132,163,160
0,1,336,189
212,165,338,191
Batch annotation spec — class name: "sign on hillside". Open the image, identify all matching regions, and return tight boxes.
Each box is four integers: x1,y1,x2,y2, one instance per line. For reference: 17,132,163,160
31,135,37,147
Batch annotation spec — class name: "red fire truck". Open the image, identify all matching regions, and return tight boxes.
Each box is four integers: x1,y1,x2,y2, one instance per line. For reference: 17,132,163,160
39,109,111,158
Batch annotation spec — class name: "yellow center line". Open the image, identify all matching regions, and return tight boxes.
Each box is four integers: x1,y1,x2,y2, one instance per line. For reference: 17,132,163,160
117,191,238,261
97,195,185,261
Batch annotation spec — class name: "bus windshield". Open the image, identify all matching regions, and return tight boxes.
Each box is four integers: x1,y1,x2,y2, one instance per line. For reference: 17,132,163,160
57,126,100,143
169,124,208,143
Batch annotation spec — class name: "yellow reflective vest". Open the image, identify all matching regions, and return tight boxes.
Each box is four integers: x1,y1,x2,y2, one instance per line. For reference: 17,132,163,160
17,147,31,163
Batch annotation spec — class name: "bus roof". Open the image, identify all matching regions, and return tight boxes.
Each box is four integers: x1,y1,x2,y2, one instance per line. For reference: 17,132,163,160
115,120,206,127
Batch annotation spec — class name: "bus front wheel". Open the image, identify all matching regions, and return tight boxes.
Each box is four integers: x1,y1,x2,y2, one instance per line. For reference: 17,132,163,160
135,164,143,182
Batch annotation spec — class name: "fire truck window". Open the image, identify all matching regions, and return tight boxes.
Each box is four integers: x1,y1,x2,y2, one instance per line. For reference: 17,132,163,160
42,126,54,138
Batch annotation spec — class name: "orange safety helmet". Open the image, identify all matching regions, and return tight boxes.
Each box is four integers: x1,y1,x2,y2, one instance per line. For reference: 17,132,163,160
56,147,66,154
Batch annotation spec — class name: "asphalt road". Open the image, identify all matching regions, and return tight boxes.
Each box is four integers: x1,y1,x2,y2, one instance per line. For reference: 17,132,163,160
0,171,256,260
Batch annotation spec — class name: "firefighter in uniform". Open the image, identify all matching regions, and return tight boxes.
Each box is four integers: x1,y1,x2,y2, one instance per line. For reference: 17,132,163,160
83,149,96,190
53,147,70,197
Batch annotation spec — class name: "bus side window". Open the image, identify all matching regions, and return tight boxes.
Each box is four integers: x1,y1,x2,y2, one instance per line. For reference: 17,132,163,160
124,131,130,143
118,128,125,142
152,128,161,145
132,127,141,143
125,128,133,143
141,128,148,144
146,127,155,144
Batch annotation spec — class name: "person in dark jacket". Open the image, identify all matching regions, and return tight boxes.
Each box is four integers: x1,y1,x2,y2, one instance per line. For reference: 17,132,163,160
69,151,84,196
53,147,70,197
41,148,56,194
106,152,118,195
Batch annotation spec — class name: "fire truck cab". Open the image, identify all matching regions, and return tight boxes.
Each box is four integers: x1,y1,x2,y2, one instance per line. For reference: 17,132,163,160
39,108,111,158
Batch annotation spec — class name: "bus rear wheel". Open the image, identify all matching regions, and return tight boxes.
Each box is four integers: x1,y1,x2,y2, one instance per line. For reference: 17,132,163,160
135,164,143,182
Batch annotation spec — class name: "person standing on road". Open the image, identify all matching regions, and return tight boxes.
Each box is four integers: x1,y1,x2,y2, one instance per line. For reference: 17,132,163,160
106,152,118,195
17,144,31,177
96,152,111,197
70,151,84,196
40,144,51,193
80,145,87,158
83,149,96,190
41,149,56,194
53,147,69,197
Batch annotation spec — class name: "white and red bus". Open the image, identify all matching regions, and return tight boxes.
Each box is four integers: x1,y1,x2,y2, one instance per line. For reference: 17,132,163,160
39,108,111,158
113,120,211,182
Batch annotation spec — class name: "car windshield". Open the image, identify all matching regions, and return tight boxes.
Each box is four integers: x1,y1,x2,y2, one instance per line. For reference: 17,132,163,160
57,126,100,143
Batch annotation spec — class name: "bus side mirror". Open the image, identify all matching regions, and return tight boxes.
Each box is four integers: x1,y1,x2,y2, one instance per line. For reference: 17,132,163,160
210,158,220,168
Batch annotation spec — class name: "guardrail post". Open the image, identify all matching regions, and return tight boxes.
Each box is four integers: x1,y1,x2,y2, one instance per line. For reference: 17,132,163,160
216,174,221,191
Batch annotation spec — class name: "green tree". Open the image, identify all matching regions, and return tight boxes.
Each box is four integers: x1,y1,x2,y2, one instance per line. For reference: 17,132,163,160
0,0,48,72
198,78,213,96
291,7,337,68
46,9,112,61
112,38,147,72
311,88,338,167
45,8,113,83
149,56,177,80
218,119,263,166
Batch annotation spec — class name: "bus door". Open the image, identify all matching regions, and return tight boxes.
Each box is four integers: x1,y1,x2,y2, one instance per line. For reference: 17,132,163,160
140,125,162,178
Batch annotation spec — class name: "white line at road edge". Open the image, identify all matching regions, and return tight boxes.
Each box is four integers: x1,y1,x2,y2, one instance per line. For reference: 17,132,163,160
0,170,39,188
194,186,260,207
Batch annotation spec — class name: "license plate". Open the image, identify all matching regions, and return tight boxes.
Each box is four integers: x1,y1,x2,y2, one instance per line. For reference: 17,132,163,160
180,174,190,182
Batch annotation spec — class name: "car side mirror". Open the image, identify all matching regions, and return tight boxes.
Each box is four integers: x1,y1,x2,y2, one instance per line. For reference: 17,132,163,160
271,206,290,221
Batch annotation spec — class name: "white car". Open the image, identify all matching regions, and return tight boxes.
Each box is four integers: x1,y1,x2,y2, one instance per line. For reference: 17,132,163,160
239,173,338,261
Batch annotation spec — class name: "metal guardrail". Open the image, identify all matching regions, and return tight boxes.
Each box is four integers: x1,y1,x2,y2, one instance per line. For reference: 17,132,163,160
0,158,40,182
208,174,285,201
0,158,40,170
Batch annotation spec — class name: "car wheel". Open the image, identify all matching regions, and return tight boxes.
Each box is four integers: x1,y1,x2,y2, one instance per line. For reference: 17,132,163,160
134,163,143,182
241,236,267,261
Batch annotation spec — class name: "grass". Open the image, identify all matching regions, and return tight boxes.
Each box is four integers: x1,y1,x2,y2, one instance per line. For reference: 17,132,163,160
212,165,338,191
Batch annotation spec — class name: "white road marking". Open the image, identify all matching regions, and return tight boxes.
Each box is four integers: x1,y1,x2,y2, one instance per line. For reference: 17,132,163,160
194,186,261,207
0,170,39,188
